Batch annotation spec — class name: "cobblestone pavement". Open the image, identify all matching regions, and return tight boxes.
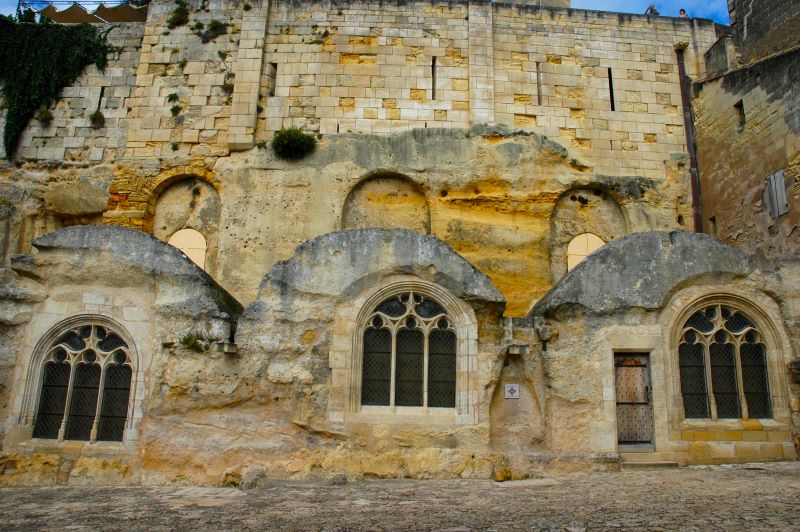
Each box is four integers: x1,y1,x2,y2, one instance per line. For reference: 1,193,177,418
1,462,799,531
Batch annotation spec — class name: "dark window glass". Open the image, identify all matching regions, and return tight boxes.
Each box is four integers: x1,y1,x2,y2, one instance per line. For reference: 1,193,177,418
725,310,753,333
685,310,714,333
710,341,740,418
740,342,771,418
98,333,127,353
98,365,132,441
361,329,391,405
376,297,405,317
428,330,456,407
54,330,85,351
679,343,709,418
33,362,71,439
65,364,101,441
395,329,423,406
415,298,445,319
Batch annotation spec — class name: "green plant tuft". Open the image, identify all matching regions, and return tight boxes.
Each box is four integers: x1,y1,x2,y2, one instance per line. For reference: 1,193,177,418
167,0,189,29
162,341,176,349
271,128,317,160
200,19,228,43
178,59,188,70
178,330,219,353
255,140,267,149
0,18,113,158
89,109,105,128
167,92,180,103
171,142,179,151
243,3,252,11
170,104,182,116
35,108,53,127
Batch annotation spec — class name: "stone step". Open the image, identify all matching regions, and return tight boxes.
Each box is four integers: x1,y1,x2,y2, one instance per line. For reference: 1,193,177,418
621,461,679,471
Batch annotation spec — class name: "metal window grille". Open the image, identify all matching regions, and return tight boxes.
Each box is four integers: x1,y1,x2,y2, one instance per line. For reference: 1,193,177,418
678,304,771,420
360,291,456,408
32,324,133,442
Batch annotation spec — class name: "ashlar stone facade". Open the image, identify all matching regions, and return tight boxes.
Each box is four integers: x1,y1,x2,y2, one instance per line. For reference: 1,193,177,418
0,0,797,486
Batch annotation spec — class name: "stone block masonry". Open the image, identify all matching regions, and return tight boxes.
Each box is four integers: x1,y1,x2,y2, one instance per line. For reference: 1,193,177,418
1,0,719,182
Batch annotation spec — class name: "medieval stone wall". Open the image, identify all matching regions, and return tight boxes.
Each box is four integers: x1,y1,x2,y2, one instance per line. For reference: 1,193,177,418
693,38,799,257
728,0,800,62
0,0,721,315
6,24,144,163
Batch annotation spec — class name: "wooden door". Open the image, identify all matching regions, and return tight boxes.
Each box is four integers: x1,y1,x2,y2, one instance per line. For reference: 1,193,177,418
615,353,653,445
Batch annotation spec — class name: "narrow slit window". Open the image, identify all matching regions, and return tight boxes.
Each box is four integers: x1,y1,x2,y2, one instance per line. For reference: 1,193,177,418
734,100,745,130
535,61,542,106
607,67,616,111
267,63,278,97
431,57,437,100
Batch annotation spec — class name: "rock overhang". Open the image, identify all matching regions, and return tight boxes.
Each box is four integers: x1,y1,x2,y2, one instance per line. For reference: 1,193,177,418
530,231,756,318
30,224,243,318
247,228,505,316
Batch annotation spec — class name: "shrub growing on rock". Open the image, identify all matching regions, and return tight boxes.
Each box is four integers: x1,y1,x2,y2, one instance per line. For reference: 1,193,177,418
271,128,317,160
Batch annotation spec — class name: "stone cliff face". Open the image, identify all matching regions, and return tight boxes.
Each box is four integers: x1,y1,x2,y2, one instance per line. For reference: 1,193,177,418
0,1,797,487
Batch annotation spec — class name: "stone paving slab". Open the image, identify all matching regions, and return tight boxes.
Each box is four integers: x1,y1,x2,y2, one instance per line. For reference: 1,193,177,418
1,462,799,531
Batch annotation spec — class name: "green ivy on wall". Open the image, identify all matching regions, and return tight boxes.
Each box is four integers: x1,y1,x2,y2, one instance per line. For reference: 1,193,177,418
0,18,114,159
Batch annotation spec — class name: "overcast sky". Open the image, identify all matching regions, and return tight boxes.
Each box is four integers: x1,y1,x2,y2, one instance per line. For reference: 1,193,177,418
1,0,730,25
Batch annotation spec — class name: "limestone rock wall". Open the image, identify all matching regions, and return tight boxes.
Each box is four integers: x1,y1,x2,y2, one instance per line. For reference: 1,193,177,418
202,126,691,315
0,226,242,486
531,232,799,465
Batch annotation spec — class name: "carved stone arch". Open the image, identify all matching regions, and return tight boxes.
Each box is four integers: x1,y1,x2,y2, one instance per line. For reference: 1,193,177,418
17,314,142,442
151,169,221,275
342,172,431,234
330,275,480,425
549,187,627,283
144,166,219,228
665,290,792,423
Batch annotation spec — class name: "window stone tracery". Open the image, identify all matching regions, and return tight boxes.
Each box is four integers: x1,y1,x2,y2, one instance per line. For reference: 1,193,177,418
32,322,133,442
361,291,456,408
678,303,771,420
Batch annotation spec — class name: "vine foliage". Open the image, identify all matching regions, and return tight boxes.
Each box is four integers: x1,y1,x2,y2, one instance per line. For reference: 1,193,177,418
0,19,114,158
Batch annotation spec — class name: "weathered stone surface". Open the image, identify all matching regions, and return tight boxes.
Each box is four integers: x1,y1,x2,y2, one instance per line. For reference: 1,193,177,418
252,229,504,311
32,225,242,318
44,176,111,216
532,231,755,316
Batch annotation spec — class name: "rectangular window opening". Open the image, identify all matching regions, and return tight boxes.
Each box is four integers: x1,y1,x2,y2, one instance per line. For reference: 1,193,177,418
734,99,745,130
267,62,278,97
607,67,616,111
535,61,542,106
708,216,717,236
431,57,437,100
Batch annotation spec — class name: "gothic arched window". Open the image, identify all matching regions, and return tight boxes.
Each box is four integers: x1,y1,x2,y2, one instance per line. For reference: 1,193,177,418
32,322,133,442
361,292,456,408
678,304,771,420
